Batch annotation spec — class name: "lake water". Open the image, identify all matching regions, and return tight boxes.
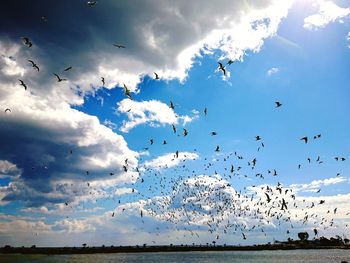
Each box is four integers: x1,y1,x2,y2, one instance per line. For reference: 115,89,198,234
1,250,349,263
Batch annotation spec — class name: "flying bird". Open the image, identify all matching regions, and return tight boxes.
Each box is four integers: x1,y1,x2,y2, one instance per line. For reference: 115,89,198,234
169,101,174,109
21,37,32,48
101,77,105,86
183,129,188,137
218,62,226,75
211,131,217,136
113,44,126,48
204,108,208,116
300,137,308,144
313,134,321,139
123,84,132,99
87,1,97,7
154,72,160,80
255,135,262,141
275,101,282,108
41,16,48,22
18,79,27,90
4,108,11,113
172,124,176,134
53,73,67,82
28,60,39,71
64,66,72,71
227,59,234,65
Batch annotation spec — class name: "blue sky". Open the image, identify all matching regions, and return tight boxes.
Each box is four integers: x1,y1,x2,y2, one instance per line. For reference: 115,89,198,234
0,0,349,247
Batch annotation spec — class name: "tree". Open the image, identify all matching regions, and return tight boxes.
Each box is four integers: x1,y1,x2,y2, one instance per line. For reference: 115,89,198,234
298,232,309,241
344,238,349,245
82,243,87,248
212,241,216,247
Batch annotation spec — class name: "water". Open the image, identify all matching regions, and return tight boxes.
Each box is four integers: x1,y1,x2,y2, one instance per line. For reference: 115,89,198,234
0,250,349,263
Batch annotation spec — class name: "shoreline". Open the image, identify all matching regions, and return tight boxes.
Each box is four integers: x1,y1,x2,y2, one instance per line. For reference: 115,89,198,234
1,244,349,255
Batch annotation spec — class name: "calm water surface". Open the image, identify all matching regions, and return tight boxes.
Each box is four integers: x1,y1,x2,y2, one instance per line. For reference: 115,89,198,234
1,250,349,263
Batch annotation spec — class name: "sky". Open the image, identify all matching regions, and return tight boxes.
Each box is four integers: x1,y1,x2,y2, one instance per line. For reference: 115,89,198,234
0,0,349,247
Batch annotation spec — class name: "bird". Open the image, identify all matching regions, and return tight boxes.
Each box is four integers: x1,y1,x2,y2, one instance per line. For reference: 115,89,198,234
265,193,271,203
41,16,48,22
123,84,132,99
64,66,72,71
163,140,167,145
255,135,262,141
150,139,154,145
215,145,220,152
18,79,27,90
113,44,126,48
154,72,160,80
210,131,217,136
242,233,246,240
172,124,176,134
300,137,308,144
101,77,105,86
313,134,321,139
28,60,39,71
21,37,32,48
281,198,288,210
53,73,67,82
204,108,208,116
275,101,282,108
218,62,226,75
4,108,11,113
183,129,188,137
87,1,97,7
169,101,174,109
227,60,234,65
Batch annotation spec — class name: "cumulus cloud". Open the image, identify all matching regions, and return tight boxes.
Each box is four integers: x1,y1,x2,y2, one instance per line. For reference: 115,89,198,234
117,99,198,132
0,79,138,207
304,0,350,30
143,152,199,170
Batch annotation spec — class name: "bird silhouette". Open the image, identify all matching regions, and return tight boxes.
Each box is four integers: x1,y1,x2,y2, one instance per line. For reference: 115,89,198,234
275,101,282,108
123,84,132,99
18,79,27,90
53,73,67,82
101,77,105,86
64,66,72,71
218,62,226,75
4,108,11,113
21,37,32,48
87,1,97,7
169,101,174,109
300,137,308,144
154,72,160,80
204,108,208,116
183,129,188,137
28,60,39,71
113,44,126,48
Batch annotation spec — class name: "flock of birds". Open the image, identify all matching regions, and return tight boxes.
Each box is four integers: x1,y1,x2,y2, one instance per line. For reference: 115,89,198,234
3,0,349,245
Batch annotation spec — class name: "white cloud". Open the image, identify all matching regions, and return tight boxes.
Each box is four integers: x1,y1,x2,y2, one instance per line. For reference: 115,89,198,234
347,32,350,48
0,80,139,207
267,67,279,76
115,187,136,196
117,99,198,132
290,176,348,193
143,152,199,170
304,0,350,30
